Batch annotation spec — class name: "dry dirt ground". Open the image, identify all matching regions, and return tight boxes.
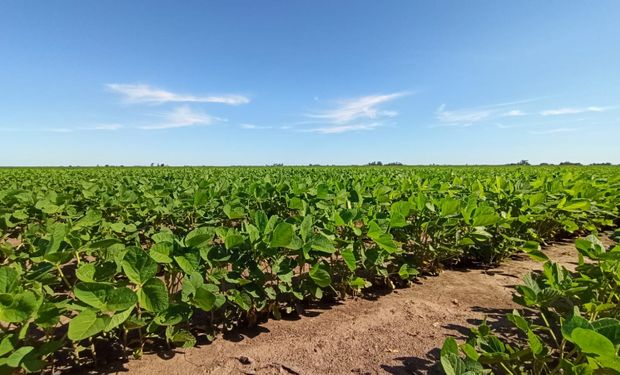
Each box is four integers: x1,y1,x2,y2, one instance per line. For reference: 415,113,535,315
97,236,614,375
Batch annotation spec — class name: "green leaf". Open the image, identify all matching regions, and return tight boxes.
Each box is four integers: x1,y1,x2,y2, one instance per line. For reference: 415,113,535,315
105,287,138,312
185,227,213,248
6,346,34,368
72,210,101,231
341,246,357,272
224,231,244,250
0,291,39,323
348,277,371,290
270,222,294,248
230,291,252,311
521,241,548,262
440,199,461,217
0,267,18,294
122,247,158,285
223,204,245,219
592,318,620,346
104,307,134,332
472,206,499,227
74,282,111,310
309,263,331,288
562,200,591,212
309,234,336,254
398,264,419,280
193,286,216,312
149,242,173,264
572,327,616,356
562,314,593,342
68,309,108,341
527,330,544,356
300,215,313,242
137,278,169,313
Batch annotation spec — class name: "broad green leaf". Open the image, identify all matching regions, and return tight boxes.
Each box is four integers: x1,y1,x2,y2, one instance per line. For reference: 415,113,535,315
309,234,336,254
572,327,616,356
68,309,108,341
0,291,39,323
149,242,173,264
6,346,34,368
0,267,18,294
309,263,331,288
104,307,134,332
270,222,294,248
341,246,357,272
122,247,158,285
193,286,216,312
185,227,213,248
137,278,169,312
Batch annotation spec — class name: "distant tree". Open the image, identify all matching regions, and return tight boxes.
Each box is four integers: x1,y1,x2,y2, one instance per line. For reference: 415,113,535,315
517,160,530,166
560,161,582,166
367,161,383,166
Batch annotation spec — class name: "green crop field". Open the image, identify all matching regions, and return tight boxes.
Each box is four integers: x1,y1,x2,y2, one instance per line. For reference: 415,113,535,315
1,166,619,373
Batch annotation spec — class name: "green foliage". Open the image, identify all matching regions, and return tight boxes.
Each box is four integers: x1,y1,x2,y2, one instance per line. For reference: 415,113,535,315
439,236,620,374
0,165,618,372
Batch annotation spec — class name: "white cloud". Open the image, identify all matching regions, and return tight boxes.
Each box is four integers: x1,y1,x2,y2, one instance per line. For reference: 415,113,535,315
302,123,382,134
106,83,249,105
434,97,548,127
241,124,272,130
306,92,407,124
540,107,607,116
502,109,526,117
79,124,123,131
139,106,220,130
435,104,492,126
530,127,580,135
297,92,406,134
1,124,121,133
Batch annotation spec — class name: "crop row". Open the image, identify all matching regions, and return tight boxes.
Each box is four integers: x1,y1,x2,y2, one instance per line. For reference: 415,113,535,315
0,166,619,373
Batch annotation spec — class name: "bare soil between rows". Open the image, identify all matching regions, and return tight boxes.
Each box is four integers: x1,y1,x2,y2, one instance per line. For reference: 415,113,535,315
90,236,614,375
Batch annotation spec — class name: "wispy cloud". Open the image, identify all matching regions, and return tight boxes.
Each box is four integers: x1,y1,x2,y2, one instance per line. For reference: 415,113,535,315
240,124,272,130
435,104,492,127
502,109,526,117
298,92,406,133
106,83,249,105
434,98,547,127
530,127,580,134
306,92,407,124
139,106,221,130
79,123,123,131
302,123,382,134
540,106,607,116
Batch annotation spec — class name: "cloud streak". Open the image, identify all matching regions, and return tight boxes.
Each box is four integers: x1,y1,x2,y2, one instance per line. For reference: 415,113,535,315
106,83,249,105
530,127,580,134
139,106,221,130
241,124,272,130
302,123,383,134
305,92,406,124
540,106,607,116
296,92,406,133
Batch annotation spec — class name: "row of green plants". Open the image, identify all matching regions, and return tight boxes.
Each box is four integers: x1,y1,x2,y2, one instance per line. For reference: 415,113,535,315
440,231,620,374
0,166,619,373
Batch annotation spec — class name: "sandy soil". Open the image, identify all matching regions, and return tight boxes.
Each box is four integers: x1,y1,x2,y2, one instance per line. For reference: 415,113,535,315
93,236,613,375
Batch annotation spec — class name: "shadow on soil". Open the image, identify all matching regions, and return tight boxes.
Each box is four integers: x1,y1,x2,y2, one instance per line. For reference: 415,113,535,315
380,348,442,374
382,306,521,374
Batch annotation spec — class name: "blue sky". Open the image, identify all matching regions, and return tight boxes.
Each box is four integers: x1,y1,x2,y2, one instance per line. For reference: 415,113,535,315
1,1,619,165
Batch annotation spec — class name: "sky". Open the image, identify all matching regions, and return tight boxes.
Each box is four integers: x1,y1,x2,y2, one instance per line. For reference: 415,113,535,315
1,1,619,166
